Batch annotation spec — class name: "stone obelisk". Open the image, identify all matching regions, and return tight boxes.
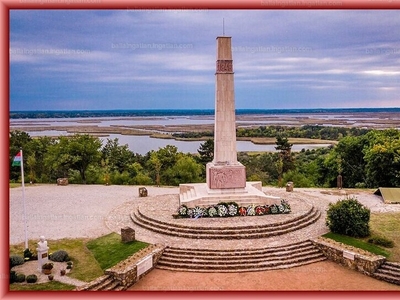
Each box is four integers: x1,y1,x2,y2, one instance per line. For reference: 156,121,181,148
179,36,279,206
206,36,246,191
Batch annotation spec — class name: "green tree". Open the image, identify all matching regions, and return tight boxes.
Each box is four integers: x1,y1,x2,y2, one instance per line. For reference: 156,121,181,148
275,135,294,174
197,139,214,165
164,155,203,186
147,145,180,186
45,134,102,183
101,138,136,173
363,129,400,187
148,151,162,186
28,136,55,182
324,135,368,188
26,154,36,183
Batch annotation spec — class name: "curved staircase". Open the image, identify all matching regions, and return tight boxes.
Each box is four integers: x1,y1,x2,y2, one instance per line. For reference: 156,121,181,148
131,205,321,240
125,194,327,273
156,240,326,272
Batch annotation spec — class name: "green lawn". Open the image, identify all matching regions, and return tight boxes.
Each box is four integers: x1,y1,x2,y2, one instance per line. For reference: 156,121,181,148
369,212,400,261
322,211,400,260
9,182,21,188
10,238,104,282
10,233,149,291
86,232,149,270
322,232,390,257
9,281,76,291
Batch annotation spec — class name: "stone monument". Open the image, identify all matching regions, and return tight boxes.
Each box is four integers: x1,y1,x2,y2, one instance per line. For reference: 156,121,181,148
37,235,49,271
206,36,246,191
179,36,279,207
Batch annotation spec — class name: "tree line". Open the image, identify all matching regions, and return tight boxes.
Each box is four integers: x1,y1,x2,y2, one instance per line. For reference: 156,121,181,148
9,127,400,188
172,125,371,141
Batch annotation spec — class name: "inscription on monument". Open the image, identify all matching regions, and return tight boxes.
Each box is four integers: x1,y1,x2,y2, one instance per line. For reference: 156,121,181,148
209,167,246,189
343,250,355,260
137,254,153,276
216,60,233,73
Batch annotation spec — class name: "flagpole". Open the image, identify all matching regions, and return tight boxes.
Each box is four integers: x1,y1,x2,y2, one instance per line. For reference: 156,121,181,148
20,149,28,249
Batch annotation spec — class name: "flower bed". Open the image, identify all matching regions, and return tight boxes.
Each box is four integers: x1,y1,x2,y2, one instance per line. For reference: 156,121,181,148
175,200,291,218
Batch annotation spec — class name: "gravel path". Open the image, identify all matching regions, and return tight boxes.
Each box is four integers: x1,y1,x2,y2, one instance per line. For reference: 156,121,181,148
9,184,178,245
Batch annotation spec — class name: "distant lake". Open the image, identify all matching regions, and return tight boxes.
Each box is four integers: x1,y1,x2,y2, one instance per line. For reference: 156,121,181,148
27,130,333,155
12,109,397,154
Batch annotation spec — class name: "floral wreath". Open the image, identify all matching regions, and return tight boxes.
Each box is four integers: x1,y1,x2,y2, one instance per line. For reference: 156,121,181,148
176,199,290,218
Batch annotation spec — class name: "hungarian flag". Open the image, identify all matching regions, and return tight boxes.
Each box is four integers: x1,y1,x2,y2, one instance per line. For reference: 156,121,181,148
12,151,22,167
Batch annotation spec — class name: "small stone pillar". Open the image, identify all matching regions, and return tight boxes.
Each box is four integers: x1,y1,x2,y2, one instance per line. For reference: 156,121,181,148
37,236,49,271
286,181,294,192
121,226,135,243
337,175,343,189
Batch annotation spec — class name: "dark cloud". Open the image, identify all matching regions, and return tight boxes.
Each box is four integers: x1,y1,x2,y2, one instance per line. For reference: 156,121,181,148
9,10,400,110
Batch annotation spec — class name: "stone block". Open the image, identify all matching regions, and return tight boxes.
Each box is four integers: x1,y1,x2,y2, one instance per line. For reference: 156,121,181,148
286,181,294,192
207,163,246,189
138,187,148,197
121,227,135,243
57,178,68,186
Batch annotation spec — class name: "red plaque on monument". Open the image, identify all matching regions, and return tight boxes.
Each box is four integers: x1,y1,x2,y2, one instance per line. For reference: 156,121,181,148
216,60,233,73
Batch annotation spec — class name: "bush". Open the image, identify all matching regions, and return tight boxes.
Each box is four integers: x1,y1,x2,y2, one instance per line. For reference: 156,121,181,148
23,248,33,261
10,255,25,269
368,236,394,248
26,274,38,283
326,196,370,238
16,273,26,283
10,271,17,284
49,250,69,262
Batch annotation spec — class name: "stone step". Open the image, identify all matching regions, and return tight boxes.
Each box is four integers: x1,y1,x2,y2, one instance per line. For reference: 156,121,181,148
372,262,400,286
157,252,326,272
156,240,327,272
372,272,400,285
75,274,111,291
88,276,115,291
75,274,123,291
163,241,315,257
162,248,322,264
132,208,320,239
375,268,400,278
137,205,316,230
157,254,326,272
157,256,327,273
383,262,400,271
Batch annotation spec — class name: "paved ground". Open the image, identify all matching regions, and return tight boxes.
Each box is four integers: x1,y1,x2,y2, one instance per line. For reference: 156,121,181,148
9,184,400,291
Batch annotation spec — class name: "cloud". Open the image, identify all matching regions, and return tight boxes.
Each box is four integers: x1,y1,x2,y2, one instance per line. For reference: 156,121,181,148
9,9,400,110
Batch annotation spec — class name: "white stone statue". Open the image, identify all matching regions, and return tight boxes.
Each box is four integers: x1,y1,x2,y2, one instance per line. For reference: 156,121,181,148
37,235,48,251
37,235,49,271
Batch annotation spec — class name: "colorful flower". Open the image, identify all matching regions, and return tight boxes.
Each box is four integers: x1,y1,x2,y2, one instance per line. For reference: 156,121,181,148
247,205,256,216
238,207,247,216
255,206,265,215
208,206,218,217
227,203,238,216
218,204,228,217
178,205,188,216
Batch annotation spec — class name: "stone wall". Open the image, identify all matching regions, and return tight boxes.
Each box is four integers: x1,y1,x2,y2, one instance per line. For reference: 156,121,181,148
105,244,165,289
311,237,386,275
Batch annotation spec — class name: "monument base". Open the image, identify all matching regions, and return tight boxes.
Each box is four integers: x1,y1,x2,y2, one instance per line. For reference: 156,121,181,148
179,181,280,207
206,162,246,189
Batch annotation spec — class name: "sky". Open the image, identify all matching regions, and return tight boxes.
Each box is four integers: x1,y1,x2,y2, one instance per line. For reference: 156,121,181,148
9,9,400,111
